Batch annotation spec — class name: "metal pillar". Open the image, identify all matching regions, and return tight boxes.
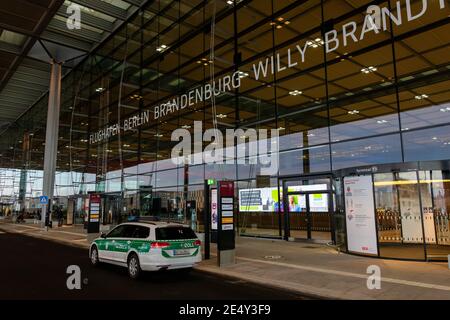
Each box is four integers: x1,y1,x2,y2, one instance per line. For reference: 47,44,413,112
41,61,62,228
18,131,31,212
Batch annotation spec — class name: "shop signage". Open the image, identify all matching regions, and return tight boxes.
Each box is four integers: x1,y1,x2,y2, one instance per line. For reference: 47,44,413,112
344,175,378,255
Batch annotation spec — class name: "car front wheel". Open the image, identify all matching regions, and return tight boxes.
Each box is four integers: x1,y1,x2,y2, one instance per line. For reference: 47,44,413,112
127,253,141,279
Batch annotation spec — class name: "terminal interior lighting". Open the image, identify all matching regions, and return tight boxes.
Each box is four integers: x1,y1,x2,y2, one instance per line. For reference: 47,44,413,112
156,44,168,52
270,17,290,29
361,66,377,74
307,38,324,48
289,90,302,96
415,94,429,100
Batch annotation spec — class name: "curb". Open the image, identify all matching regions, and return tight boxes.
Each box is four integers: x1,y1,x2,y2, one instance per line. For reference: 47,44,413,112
195,264,338,300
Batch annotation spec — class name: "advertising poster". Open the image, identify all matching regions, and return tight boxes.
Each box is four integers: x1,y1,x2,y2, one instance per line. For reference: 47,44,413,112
287,195,306,212
309,193,328,212
344,175,378,255
239,187,282,212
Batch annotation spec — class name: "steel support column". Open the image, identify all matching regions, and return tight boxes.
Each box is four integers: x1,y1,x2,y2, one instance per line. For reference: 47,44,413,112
41,61,62,227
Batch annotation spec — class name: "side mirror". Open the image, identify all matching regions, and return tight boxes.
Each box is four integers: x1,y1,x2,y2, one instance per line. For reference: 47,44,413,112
100,232,107,239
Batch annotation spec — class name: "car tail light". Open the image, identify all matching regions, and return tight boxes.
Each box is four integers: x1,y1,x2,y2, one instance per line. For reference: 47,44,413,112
151,242,170,249
194,239,201,246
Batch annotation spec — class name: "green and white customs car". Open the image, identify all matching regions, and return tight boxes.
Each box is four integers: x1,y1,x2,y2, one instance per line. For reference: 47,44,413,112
89,222,202,279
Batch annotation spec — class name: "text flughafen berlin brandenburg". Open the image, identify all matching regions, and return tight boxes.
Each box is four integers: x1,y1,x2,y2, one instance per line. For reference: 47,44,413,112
89,0,448,146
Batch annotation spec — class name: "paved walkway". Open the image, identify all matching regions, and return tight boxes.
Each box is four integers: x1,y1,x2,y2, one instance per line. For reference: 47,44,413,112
1,221,449,300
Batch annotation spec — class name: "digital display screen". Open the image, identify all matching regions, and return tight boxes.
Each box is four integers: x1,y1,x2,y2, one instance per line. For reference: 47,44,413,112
239,187,282,212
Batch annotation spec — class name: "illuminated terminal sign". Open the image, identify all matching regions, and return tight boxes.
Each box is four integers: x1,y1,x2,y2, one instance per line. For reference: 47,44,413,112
89,1,448,145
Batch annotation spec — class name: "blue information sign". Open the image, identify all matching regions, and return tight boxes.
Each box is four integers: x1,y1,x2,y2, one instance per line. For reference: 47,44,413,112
39,196,48,205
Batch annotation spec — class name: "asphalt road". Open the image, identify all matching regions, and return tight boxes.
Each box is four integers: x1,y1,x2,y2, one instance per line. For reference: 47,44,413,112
0,231,311,300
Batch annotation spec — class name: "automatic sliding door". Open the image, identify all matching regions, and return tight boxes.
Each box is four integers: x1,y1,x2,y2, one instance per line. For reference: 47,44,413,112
287,194,308,239
284,177,333,242
309,193,332,242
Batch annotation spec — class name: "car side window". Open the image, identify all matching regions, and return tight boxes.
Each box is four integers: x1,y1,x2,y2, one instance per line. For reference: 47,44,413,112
107,225,124,238
121,225,138,238
133,226,150,239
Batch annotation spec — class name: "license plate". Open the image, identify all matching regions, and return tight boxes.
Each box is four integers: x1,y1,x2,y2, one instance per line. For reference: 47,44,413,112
173,249,190,256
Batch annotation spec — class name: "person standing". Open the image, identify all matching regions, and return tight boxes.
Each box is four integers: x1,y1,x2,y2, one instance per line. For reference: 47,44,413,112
56,206,63,227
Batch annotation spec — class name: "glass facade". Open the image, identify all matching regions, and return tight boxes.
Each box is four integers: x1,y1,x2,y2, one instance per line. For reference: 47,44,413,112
0,0,449,261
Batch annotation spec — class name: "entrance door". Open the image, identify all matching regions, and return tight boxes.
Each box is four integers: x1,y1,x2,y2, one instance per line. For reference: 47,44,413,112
103,194,122,225
283,177,334,243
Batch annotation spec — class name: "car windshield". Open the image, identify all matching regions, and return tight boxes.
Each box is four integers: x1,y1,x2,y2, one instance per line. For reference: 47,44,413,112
156,226,197,240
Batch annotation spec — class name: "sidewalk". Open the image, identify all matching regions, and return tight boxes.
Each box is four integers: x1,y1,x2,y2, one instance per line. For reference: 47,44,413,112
1,221,449,300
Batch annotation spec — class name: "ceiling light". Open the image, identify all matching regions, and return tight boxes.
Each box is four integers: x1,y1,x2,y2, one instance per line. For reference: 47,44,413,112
226,0,242,5
307,38,324,48
361,66,377,74
181,125,191,129
123,144,131,147
197,58,213,65
156,44,168,52
95,87,105,93
216,114,227,119
415,94,429,100
154,134,163,138
238,71,249,78
278,127,285,131
270,17,290,29
289,90,303,96
348,110,360,115
130,94,143,100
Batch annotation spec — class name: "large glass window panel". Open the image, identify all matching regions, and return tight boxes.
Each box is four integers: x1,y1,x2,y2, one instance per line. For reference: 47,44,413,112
238,179,282,238
419,170,450,259
331,134,402,170
403,125,450,162
279,146,331,176
374,171,426,260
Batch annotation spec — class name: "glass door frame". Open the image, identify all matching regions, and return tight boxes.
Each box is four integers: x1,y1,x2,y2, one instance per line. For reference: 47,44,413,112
281,175,336,243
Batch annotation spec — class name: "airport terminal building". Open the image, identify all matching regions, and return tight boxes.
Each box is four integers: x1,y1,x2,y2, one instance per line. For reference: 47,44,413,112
0,0,449,261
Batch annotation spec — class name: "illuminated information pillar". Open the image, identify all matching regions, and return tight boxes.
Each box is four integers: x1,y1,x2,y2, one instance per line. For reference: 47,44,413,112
217,181,235,267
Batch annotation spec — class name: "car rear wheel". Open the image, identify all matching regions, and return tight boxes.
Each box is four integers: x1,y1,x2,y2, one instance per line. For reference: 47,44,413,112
90,246,99,267
127,253,141,279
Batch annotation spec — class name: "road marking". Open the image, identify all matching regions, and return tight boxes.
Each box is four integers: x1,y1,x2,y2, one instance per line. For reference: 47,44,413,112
235,256,450,292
